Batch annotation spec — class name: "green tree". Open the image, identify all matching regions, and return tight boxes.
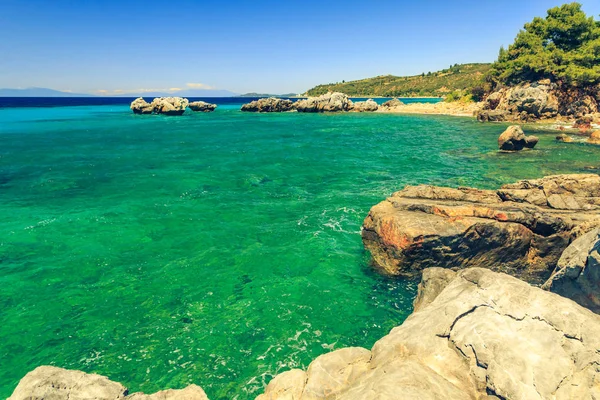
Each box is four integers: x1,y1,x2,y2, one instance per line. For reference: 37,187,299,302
489,2,600,88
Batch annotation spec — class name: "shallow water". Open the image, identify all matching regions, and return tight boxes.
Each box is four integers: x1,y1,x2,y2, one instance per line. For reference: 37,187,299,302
0,103,598,398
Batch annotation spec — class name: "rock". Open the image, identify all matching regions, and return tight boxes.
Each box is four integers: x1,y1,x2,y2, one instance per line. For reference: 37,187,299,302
188,101,217,112
150,97,189,115
476,109,508,122
380,98,404,108
255,370,306,400
498,125,538,151
241,97,296,112
542,228,600,313
556,133,574,142
9,366,208,400
588,131,600,145
566,95,598,118
507,84,559,118
350,99,378,112
130,97,154,114
295,92,353,113
361,174,600,282
256,268,600,400
412,267,456,312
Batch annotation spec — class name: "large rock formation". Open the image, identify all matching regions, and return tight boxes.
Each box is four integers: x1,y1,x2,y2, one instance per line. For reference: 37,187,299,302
478,80,600,122
188,101,217,112
542,228,600,313
350,99,379,112
294,92,353,113
130,97,189,115
361,174,600,284
8,366,208,400
257,267,600,400
240,97,296,112
380,98,404,109
498,125,539,151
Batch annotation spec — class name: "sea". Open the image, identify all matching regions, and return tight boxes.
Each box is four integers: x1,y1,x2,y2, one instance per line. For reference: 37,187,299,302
0,97,598,399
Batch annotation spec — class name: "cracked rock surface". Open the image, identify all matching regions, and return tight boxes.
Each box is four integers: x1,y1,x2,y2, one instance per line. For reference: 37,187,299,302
256,268,600,400
362,174,600,285
8,366,208,400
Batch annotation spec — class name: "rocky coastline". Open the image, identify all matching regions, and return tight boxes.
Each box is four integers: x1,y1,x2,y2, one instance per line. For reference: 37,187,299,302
9,173,600,399
130,97,217,115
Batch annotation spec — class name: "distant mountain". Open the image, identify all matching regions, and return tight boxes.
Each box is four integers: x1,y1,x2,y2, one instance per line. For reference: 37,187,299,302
305,63,492,97
0,87,95,97
123,89,239,98
240,92,300,98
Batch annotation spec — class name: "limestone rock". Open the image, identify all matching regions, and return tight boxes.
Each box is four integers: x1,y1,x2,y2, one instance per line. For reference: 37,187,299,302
130,97,154,114
9,366,208,400
507,84,559,117
498,125,538,151
412,267,456,312
350,99,378,112
556,133,574,142
588,130,600,145
476,109,508,122
295,92,352,113
380,98,404,108
188,101,217,112
8,366,127,400
256,268,600,400
361,174,600,282
542,228,600,313
241,97,296,112
255,369,306,400
150,97,189,115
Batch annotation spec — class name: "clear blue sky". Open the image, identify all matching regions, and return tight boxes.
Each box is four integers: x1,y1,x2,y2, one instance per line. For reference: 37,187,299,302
1,0,599,95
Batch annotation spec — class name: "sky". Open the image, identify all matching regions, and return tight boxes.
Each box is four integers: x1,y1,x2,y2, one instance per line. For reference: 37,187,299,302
1,0,600,95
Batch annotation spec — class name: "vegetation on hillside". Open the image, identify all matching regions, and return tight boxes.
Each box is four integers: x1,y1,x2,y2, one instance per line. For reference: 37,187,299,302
488,2,600,88
305,63,491,98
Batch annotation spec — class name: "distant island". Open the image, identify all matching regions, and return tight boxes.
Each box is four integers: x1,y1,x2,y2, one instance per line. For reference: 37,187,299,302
240,92,301,98
0,88,240,98
305,63,491,98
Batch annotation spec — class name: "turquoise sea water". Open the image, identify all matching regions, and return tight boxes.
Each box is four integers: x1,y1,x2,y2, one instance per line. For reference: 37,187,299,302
1,102,599,399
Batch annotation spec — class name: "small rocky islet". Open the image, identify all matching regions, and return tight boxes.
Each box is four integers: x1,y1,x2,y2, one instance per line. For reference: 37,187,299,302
130,97,217,115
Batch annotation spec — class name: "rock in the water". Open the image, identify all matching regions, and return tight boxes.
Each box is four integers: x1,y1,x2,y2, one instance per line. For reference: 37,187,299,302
188,101,217,112
255,370,306,400
240,97,295,112
150,97,189,115
9,366,208,400
476,109,509,122
556,133,574,142
295,92,352,113
380,98,404,108
588,130,600,145
542,228,600,313
351,98,378,112
361,174,600,282
498,125,538,151
130,97,154,114
257,268,600,400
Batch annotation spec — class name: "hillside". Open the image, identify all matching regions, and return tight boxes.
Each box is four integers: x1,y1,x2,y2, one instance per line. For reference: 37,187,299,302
305,63,491,97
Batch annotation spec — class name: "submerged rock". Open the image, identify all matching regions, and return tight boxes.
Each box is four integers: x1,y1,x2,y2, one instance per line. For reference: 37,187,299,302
240,97,295,112
188,101,217,112
257,267,600,399
498,125,538,151
556,133,574,142
130,97,154,114
350,98,379,112
361,174,600,284
295,92,353,113
8,366,209,400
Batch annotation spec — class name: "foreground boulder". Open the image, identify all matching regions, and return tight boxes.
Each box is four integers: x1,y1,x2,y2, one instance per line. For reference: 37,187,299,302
361,174,600,284
294,92,353,112
542,228,600,313
189,101,217,112
130,97,154,114
240,97,295,112
257,267,600,400
498,125,539,151
9,366,208,400
350,98,378,112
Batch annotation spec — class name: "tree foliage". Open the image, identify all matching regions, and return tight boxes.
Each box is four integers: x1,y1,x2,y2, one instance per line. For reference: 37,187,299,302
489,2,600,87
